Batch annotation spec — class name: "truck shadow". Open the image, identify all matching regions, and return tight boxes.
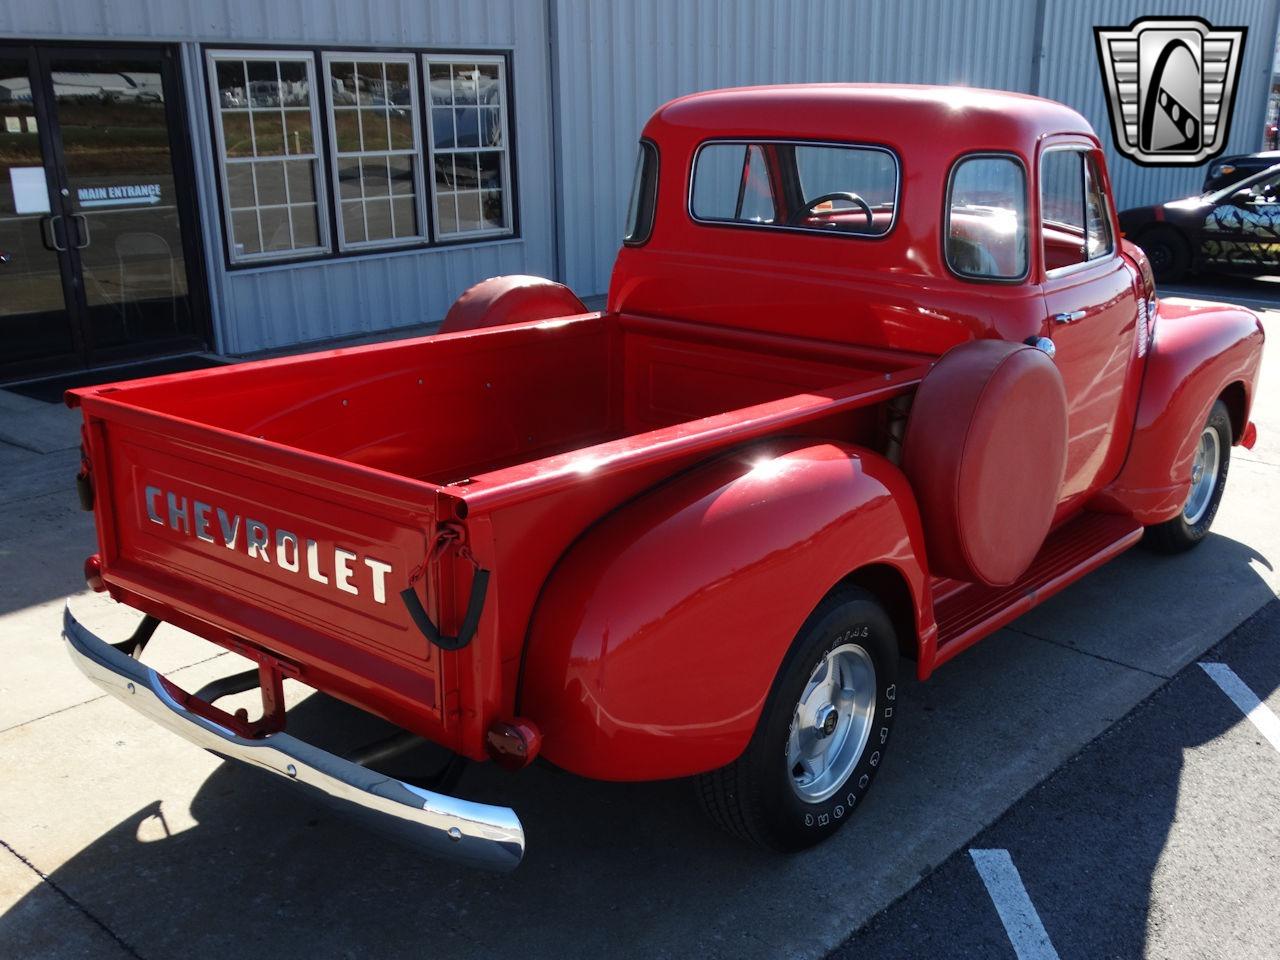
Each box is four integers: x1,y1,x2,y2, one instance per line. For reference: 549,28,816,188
0,533,1274,959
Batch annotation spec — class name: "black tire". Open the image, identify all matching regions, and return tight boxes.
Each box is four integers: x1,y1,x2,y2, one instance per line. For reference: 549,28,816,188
1145,399,1232,553
695,586,898,852
1139,226,1191,283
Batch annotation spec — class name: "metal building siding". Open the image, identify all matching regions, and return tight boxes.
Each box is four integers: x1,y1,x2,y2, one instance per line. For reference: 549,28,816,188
2,0,557,354
1037,0,1280,216
552,0,1041,296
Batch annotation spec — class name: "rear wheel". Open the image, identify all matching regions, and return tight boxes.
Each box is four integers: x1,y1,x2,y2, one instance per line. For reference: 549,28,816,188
695,587,898,851
1145,400,1232,553
1139,226,1191,283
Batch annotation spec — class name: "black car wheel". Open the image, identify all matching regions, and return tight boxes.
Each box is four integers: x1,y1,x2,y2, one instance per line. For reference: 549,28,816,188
1139,226,1191,283
695,586,898,852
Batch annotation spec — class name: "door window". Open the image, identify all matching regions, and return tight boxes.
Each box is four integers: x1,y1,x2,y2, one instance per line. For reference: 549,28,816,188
51,55,199,352
1040,150,1086,271
1041,148,1113,272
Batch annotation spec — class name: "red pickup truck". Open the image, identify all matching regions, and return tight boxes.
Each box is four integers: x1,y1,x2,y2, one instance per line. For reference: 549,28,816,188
64,85,1263,871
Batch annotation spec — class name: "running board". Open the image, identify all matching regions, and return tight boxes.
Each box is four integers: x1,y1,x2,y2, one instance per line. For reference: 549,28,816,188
932,512,1144,668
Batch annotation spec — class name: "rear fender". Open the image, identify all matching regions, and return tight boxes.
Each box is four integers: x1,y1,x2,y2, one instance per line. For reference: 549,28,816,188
518,439,930,781
1097,298,1264,523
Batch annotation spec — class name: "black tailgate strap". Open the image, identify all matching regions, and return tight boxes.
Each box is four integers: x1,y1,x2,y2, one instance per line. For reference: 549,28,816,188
400,569,490,652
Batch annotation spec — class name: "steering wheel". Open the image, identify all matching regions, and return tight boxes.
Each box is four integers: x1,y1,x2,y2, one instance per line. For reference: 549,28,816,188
789,191,874,227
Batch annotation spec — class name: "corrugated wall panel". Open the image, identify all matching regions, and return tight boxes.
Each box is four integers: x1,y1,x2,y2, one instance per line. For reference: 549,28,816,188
1038,0,1280,215
553,0,1041,296
2,0,555,354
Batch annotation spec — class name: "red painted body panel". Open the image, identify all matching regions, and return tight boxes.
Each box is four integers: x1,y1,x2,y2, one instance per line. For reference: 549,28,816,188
68,85,1264,786
520,440,930,780
1095,297,1265,523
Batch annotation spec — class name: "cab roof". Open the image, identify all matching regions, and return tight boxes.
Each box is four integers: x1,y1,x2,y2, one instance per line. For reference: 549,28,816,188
644,83,1096,154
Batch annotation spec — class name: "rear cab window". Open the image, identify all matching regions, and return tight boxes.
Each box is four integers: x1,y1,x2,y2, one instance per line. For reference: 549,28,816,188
690,140,898,237
624,139,659,245
945,154,1029,280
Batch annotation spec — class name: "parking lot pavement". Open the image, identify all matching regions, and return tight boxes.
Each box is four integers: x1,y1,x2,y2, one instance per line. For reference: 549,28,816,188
833,600,1280,960
0,307,1277,960
1162,272,1280,317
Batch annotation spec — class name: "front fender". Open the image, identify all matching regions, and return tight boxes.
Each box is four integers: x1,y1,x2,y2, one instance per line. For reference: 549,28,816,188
519,439,929,781
1098,297,1264,523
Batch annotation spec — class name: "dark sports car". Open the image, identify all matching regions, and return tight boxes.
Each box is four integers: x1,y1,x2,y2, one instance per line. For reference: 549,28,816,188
1119,163,1280,282
1203,151,1280,192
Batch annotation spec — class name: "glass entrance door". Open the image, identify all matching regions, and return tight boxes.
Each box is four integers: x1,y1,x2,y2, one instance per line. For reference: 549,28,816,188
0,44,207,381
0,48,79,373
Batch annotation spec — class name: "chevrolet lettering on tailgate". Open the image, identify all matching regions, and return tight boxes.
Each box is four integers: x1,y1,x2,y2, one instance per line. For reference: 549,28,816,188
142,485,395,604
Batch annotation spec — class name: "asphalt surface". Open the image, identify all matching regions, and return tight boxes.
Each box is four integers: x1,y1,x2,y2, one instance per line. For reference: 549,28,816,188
834,600,1280,960
0,277,1276,960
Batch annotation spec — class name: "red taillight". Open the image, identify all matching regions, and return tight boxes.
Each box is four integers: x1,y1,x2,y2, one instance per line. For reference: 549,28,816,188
84,554,106,592
485,717,542,770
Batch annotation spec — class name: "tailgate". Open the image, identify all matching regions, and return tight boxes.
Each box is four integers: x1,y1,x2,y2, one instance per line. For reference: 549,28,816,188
79,397,453,739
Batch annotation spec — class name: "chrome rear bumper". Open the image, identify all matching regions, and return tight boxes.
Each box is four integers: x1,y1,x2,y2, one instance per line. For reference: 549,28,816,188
62,604,525,871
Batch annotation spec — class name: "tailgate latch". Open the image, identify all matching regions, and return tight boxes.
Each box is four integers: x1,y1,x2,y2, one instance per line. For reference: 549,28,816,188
400,524,491,653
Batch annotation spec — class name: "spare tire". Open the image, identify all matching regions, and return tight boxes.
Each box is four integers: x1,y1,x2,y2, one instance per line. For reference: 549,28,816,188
440,275,588,334
900,339,1068,586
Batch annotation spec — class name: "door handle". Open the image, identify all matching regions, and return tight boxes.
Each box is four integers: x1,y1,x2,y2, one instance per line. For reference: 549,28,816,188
1053,310,1086,324
71,213,90,250
42,215,66,252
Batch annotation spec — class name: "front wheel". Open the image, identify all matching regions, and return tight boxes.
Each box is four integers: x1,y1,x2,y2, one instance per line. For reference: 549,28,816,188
1145,399,1232,553
695,587,898,851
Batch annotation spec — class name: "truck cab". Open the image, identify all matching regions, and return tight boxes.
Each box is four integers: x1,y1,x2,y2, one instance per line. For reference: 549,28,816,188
63,84,1263,869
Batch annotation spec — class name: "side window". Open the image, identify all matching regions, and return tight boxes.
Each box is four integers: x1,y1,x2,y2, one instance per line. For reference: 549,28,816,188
623,140,658,245
1231,172,1280,206
1041,149,1086,271
945,155,1027,280
1084,153,1113,260
690,143,776,224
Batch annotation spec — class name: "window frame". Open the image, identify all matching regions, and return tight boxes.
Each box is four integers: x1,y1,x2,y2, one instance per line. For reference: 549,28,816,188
205,48,332,265
686,137,901,241
321,51,428,252
1039,144,1117,279
942,151,1030,285
422,53,515,242
202,44,519,271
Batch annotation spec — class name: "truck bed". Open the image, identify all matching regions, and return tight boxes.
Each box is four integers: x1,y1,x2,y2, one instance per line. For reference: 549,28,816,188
72,311,929,757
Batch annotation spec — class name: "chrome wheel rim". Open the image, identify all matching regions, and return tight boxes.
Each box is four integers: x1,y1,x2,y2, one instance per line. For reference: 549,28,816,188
1183,426,1221,525
787,643,876,802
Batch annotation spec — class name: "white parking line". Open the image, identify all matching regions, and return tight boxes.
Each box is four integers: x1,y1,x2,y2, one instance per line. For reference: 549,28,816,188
1200,662,1280,755
969,849,1060,960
